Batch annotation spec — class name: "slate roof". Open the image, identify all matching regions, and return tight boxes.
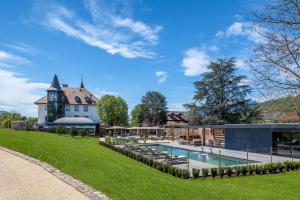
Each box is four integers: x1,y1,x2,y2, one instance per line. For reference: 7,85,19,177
48,74,62,91
166,111,188,123
34,87,98,105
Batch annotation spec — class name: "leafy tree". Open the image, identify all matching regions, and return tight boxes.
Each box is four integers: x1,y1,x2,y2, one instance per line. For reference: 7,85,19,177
130,104,145,126
141,91,168,126
185,58,261,124
97,95,128,127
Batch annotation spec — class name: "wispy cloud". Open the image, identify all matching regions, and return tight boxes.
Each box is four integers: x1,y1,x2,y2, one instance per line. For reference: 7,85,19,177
181,48,211,76
168,103,186,111
0,50,31,67
40,0,162,58
216,22,265,44
155,71,167,83
5,42,39,55
94,88,120,97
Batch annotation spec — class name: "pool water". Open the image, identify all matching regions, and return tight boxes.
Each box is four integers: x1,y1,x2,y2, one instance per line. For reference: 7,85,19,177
148,144,254,167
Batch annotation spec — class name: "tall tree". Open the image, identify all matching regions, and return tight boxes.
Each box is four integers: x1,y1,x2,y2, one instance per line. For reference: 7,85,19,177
141,91,168,126
96,95,128,127
250,0,300,119
185,58,261,124
130,104,145,127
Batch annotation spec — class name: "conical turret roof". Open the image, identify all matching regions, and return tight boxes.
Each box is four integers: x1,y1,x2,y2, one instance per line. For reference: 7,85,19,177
80,76,85,89
48,74,61,91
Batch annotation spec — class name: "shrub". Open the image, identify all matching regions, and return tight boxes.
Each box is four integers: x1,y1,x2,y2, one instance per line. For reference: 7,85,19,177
275,162,284,172
55,126,66,135
284,161,292,171
225,167,233,177
182,169,190,179
241,166,248,176
79,129,89,138
192,168,200,178
211,168,217,178
202,168,209,178
69,127,78,137
234,166,241,176
266,163,276,174
218,168,225,178
248,165,255,175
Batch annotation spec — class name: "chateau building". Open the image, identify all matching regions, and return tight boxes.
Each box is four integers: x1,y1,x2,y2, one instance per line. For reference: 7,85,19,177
34,75,100,127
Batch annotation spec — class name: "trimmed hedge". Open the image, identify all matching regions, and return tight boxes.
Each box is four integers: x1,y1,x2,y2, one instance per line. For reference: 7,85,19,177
99,141,300,179
99,141,190,179
206,161,300,179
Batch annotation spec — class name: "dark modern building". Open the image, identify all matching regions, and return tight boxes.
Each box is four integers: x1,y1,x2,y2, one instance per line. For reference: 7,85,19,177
225,124,300,158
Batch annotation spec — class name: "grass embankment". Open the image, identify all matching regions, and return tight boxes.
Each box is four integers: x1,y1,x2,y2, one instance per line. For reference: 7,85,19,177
0,129,300,200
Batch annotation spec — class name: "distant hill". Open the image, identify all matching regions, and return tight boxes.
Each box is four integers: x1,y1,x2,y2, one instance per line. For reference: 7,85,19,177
259,97,299,123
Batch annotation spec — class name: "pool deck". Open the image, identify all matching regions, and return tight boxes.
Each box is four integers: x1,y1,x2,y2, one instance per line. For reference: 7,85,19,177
99,137,299,170
150,140,300,166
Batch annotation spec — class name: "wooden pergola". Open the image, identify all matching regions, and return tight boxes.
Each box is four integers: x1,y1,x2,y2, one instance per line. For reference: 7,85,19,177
106,126,127,137
127,126,164,136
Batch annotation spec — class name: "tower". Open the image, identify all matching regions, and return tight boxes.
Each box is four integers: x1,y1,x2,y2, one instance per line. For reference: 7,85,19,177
47,74,65,122
80,76,85,89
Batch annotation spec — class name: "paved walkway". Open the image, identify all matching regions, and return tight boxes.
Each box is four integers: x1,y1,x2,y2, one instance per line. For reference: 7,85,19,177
0,149,89,200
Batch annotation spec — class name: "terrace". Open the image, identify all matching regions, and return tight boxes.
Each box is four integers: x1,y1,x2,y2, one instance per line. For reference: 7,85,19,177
101,124,300,175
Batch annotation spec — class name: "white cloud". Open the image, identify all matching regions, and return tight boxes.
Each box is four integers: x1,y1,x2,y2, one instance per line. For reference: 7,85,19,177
155,71,167,83
0,51,31,67
208,45,219,52
0,49,48,116
236,59,249,70
181,48,211,76
94,88,120,97
41,0,161,58
0,69,49,116
216,22,265,44
168,103,186,111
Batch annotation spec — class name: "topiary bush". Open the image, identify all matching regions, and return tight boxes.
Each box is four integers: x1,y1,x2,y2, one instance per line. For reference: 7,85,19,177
234,166,241,176
218,167,225,178
201,168,209,178
241,166,248,176
225,167,233,177
192,168,200,178
211,168,217,178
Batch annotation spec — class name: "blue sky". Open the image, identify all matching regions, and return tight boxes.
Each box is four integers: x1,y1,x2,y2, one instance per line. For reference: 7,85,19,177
0,0,266,116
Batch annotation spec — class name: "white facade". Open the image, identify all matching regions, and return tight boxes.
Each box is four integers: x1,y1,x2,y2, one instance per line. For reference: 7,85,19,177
37,104,47,125
37,104,100,125
65,104,99,123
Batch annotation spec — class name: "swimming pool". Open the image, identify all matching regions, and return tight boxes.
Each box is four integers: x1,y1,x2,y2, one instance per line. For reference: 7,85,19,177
147,144,256,167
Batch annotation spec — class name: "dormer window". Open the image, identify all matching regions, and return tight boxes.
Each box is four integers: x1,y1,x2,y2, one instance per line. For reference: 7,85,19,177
85,96,91,104
75,96,81,103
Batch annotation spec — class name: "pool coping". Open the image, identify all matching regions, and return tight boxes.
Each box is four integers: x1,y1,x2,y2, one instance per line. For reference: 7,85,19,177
157,141,300,165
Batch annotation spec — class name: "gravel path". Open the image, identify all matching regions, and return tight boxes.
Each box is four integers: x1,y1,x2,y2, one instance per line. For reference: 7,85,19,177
0,149,89,200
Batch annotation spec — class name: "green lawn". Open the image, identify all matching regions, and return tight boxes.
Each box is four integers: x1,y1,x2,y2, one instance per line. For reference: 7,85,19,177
0,129,300,200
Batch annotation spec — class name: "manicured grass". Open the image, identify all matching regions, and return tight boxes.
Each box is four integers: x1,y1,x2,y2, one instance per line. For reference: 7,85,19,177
0,129,300,200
